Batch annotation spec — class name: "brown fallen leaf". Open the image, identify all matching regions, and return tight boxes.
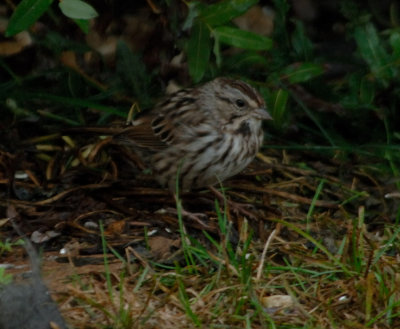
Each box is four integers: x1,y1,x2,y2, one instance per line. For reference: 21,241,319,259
261,294,294,311
148,235,181,260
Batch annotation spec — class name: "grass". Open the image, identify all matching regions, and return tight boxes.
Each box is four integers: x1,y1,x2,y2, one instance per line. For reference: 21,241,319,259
41,179,398,328
2,131,398,327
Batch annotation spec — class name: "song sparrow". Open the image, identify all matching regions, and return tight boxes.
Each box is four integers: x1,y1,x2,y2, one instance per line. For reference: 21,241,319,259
115,77,272,193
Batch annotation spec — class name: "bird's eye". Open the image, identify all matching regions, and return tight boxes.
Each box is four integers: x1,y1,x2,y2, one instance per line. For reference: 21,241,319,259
235,99,246,108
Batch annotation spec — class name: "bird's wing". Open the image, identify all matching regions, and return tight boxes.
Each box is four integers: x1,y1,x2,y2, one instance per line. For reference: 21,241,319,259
114,112,171,151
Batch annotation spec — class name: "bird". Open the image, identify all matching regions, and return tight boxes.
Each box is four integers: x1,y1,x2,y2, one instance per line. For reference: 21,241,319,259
114,77,272,193
67,77,272,223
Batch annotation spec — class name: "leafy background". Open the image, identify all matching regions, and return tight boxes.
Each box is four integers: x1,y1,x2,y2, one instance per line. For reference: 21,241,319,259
2,0,400,165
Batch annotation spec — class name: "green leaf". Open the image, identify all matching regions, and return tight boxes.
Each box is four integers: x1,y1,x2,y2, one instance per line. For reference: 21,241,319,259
73,18,90,34
213,33,222,67
5,0,53,37
340,73,365,110
59,0,98,19
283,62,324,84
271,88,289,129
0,267,12,285
359,76,375,105
291,20,314,60
182,1,205,30
187,21,211,83
21,92,127,118
213,26,272,50
200,0,258,27
390,31,400,59
354,23,393,85
272,0,290,51
224,51,268,71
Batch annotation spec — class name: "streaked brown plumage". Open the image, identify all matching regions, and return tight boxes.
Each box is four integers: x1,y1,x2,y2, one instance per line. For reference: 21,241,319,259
73,78,271,194
115,77,272,192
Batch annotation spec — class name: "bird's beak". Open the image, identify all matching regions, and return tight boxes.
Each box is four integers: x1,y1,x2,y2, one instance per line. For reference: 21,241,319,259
255,108,273,121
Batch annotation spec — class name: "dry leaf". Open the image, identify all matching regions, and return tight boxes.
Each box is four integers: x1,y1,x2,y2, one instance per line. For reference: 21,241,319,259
261,295,294,310
148,236,180,259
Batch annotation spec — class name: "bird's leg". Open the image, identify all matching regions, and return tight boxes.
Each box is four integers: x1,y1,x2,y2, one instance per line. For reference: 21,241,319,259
169,193,210,228
209,186,258,219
